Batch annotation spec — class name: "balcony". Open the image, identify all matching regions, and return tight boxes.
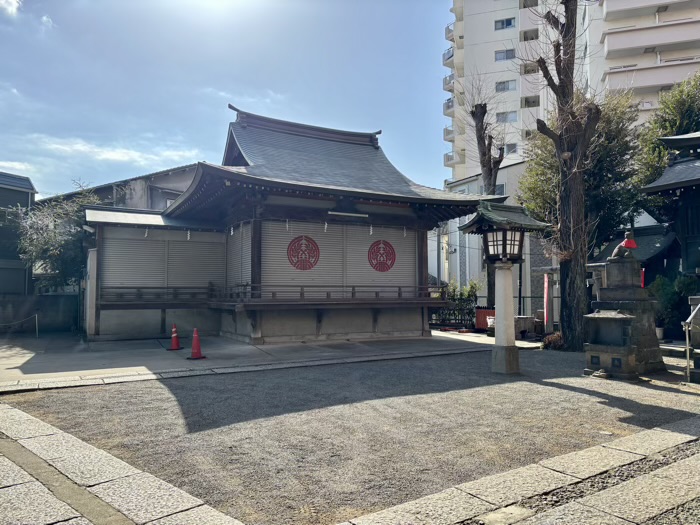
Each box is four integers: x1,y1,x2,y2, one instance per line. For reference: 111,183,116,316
443,125,456,142
519,6,539,32
603,19,700,59
445,22,454,42
443,46,455,68
603,58,700,93
444,151,465,167
443,96,456,117
443,73,455,92
602,0,695,21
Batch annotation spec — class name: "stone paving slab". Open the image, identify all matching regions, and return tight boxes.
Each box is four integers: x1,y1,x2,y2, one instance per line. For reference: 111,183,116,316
0,382,39,393
475,504,534,525
518,502,632,525
0,381,19,387
56,519,94,525
602,428,695,456
0,404,10,410
0,409,59,439
0,456,34,489
102,373,161,384
89,472,202,524
579,471,700,523
658,415,700,437
350,487,495,525
0,481,80,525
19,432,101,461
650,452,700,484
539,445,644,480
158,369,215,379
455,464,578,507
38,379,106,390
148,505,246,524
49,449,141,487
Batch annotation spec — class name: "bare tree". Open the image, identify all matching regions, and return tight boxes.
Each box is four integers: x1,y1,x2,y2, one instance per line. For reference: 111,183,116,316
453,72,506,307
534,0,601,350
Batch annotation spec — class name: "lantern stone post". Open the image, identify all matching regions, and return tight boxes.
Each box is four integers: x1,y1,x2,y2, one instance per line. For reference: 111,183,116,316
493,261,518,373
459,202,549,375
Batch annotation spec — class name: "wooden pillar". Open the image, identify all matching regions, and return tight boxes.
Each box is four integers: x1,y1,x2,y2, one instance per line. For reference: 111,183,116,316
251,219,262,298
416,230,428,293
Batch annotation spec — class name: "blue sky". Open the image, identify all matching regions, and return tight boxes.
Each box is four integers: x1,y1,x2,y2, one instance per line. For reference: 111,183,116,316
0,0,453,197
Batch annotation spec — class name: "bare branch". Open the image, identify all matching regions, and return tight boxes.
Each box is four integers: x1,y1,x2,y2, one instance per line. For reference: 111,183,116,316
536,118,560,146
536,57,560,100
543,10,564,35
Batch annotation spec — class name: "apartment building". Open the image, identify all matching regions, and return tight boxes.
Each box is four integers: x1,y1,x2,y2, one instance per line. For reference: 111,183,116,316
439,0,700,312
589,0,700,119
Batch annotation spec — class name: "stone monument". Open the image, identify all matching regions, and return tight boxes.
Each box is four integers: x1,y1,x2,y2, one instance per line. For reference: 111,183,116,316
584,233,666,379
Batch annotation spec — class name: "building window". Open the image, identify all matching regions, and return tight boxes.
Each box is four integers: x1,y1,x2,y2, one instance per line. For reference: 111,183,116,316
495,80,517,92
495,18,516,30
521,62,539,74
523,129,534,140
504,143,518,155
520,0,538,7
521,95,540,108
495,49,516,61
479,183,506,196
521,29,539,42
496,111,518,123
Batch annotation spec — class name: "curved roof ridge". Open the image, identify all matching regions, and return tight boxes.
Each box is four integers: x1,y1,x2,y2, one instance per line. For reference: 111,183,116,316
228,104,381,147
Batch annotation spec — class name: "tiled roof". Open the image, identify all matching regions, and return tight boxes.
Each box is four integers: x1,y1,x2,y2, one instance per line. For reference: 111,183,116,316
224,108,481,202
0,171,36,193
641,157,700,193
593,224,678,263
459,202,550,233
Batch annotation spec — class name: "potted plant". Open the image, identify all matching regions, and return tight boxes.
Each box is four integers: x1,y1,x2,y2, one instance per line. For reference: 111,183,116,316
654,318,664,342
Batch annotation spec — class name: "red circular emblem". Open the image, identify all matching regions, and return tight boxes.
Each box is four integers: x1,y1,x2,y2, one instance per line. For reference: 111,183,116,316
287,235,320,271
368,240,396,272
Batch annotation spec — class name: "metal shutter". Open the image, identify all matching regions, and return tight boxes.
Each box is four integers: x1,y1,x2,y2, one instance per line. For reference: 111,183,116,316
346,225,417,295
167,241,224,287
261,220,343,298
241,222,251,284
226,226,242,286
101,239,166,287
226,222,251,286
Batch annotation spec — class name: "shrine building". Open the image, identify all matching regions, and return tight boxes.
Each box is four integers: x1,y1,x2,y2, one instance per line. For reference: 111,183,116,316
83,107,500,343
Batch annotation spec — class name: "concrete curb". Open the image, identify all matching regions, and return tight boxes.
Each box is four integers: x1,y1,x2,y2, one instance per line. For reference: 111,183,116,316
0,346,489,395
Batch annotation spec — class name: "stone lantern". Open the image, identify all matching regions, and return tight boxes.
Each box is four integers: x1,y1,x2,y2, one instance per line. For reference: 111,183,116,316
459,202,548,374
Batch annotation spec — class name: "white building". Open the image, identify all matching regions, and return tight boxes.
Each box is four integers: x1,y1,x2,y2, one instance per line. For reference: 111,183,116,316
439,0,700,312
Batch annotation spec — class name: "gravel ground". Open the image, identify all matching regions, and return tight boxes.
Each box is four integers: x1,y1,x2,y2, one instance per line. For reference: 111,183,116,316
3,349,700,525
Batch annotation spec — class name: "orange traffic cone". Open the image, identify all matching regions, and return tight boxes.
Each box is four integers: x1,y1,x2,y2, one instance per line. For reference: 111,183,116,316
168,324,183,351
187,328,206,360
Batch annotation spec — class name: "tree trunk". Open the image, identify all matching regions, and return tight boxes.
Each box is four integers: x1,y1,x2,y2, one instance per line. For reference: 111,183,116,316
535,0,600,351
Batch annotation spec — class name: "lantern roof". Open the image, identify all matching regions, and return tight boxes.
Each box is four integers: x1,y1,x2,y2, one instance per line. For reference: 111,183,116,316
458,202,549,235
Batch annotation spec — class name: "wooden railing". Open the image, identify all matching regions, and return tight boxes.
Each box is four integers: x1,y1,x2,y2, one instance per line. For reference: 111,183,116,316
100,285,447,305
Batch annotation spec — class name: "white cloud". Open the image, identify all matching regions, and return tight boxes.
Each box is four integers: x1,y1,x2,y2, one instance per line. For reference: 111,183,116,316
33,135,199,167
0,160,33,173
40,15,54,30
201,87,286,107
0,0,21,17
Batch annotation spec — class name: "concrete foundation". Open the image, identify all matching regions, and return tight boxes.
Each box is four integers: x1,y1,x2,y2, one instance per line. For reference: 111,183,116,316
491,346,519,374
96,309,221,340
219,307,428,344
